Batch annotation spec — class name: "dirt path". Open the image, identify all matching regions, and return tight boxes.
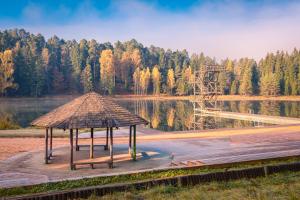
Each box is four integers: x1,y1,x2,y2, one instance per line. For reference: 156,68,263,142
0,138,68,160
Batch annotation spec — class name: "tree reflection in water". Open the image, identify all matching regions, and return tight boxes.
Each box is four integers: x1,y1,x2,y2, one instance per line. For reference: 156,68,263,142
151,101,160,129
130,100,300,131
260,101,280,116
167,108,175,128
0,98,300,131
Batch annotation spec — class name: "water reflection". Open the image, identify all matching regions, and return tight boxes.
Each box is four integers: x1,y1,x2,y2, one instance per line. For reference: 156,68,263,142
0,97,299,131
0,96,75,128
119,100,300,131
167,108,175,127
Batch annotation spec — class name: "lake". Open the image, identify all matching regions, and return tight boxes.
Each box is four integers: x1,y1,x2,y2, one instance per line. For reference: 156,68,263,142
0,96,300,131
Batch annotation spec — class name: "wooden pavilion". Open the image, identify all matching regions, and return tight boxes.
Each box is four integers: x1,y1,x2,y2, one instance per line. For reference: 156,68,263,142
31,92,148,170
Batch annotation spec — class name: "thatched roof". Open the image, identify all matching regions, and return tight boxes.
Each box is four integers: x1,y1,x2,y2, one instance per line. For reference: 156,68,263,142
31,92,148,129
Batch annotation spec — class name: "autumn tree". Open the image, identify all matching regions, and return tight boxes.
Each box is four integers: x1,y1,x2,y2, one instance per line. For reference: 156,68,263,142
183,66,193,94
131,49,142,68
0,50,15,95
140,67,151,94
239,66,253,95
167,68,175,94
100,49,115,94
176,66,193,95
152,65,161,95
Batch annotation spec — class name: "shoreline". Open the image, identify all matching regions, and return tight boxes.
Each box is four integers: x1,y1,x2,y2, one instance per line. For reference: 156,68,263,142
114,94,300,101
0,94,300,101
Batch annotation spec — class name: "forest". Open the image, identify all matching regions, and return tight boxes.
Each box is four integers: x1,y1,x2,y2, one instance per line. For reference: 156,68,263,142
0,29,299,97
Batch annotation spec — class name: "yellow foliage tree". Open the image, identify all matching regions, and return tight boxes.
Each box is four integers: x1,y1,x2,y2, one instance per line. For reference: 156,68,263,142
99,49,115,94
119,49,142,91
167,68,175,94
152,65,161,95
226,59,234,72
0,50,16,95
140,67,151,94
131,49,142,68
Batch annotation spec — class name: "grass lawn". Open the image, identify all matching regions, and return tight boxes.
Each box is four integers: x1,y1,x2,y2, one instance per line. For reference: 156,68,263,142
94,170,300,200
1,156,300,198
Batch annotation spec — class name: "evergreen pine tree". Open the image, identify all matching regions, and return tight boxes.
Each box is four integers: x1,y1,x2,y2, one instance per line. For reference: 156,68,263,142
81,64,93,93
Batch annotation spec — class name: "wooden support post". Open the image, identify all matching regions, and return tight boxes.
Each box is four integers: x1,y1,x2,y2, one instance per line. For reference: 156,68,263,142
70,129,74,170
104,127,109,150
75,128,79,151
45,128,49,164
133,125,136,161
90,128,94,160
129,125,132,156
109,127,113,168
50,128,53,157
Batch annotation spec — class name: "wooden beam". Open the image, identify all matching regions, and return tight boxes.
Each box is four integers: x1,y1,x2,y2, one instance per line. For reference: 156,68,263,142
129,125,132,155
75,128,79,151
104,127,109,150
45,128,49,164
70,129,74,170
74,160,110,166
133,125,136,161
77,144,106,148
109,127,113,168
50,128,53,157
